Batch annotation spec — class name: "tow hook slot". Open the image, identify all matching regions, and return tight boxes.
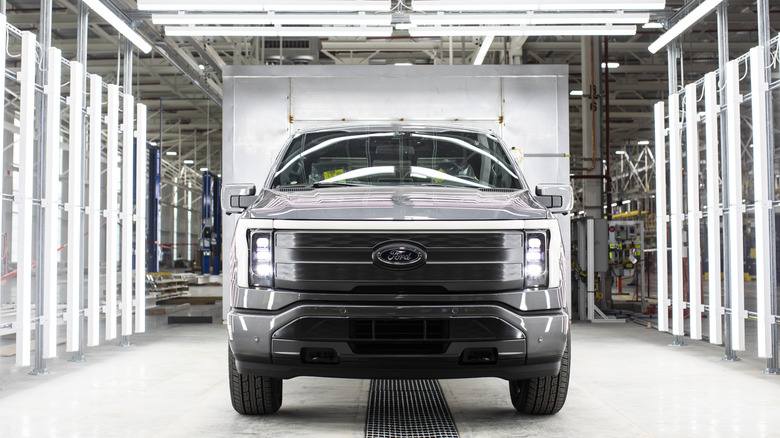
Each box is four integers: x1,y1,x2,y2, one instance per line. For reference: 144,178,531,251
301,347,340,364
460,348,498,365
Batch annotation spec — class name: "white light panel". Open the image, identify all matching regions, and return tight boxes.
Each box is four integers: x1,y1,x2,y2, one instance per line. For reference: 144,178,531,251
669,93,684,337
152,13,392,26
750,46,772,358
139,0,392,11
135,104,147,333
16,32,36,367
164,25,394,37
407,24,637,37
703,71,722,345
106,84,120,341
67,61,85,353
87,74,102,347
725,59,745,351
122,93,134,337
684,83,702,340
412,0,665,11
43,47,62,359
654,101,669,332
409,12,650,25
83,0,152,53
648,0,722,53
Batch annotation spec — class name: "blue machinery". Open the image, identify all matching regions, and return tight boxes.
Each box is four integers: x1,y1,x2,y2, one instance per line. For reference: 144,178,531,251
201,171,222,275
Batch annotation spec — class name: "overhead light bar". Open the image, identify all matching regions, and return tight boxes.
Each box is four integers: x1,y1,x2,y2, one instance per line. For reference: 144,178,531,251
153,13,392,26
412,0,665,12
407,25,637,37
410,12,649,25
648,0,722,54
642,22,664,28
570,90,584,96
83,0,152,53
601,62,620,68
139,0,391,12
164,26,394,37
637,140,650,145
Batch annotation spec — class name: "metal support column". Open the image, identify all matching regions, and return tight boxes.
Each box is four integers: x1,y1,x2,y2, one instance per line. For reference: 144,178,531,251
717,2,738,361
212,176,221,275
756,0,778,374
667,41,685,347
120,38,134,347
31,0,53,376
70,0,88,363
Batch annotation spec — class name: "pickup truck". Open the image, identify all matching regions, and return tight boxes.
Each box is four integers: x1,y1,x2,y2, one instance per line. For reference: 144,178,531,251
223,124,572,415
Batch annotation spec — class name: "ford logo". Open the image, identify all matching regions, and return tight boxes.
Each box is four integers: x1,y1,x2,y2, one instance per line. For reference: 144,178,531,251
373,242,427,271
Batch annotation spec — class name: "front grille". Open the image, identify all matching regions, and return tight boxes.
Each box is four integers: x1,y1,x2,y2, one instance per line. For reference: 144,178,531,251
274,231,524,293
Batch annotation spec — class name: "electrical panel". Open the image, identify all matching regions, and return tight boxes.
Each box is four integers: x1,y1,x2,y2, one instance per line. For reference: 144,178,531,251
607,220,643,277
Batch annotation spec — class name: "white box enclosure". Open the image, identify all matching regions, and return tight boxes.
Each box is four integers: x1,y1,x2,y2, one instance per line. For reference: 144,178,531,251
221,65,571,318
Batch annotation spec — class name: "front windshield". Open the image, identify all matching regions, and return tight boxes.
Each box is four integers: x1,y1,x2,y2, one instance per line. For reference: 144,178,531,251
271,128,524,189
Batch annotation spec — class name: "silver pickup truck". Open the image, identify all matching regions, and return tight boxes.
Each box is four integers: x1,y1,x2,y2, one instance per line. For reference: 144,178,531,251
223,125,572,415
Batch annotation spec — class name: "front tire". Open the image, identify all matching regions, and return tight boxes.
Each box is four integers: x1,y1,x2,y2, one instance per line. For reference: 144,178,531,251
509,335,570,415
229,346,283,415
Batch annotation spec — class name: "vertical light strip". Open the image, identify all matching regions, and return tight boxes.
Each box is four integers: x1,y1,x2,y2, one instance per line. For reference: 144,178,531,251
704,71,722,345
654,101,669,332
668,93,685,336
684,83,702,340
121,93,134,337
66,61,85,352
87,74,102,346
135,104,147,333
725,59,745,351
41,47,62,359
750,46,772,358
106,84,119,341
16,31,36,367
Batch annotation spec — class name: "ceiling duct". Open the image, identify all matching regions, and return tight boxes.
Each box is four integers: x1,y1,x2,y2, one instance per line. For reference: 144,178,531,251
263,38,322,65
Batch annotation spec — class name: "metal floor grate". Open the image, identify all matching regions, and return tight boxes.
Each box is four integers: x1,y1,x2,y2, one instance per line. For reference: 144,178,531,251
365,379,459,438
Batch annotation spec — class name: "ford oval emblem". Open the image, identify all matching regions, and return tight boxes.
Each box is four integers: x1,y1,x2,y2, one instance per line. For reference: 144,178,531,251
373,242,427,271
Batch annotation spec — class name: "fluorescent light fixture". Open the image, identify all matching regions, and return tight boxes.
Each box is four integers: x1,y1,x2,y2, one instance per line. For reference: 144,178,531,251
200,167,209,171
642,22,664,29
601,62,619,68
164,25,394,37
570,90,584,96
149,141,158,146
218,174,222,177
637,140,650,145
412,0,665,12
83,0,152,53
410,12,649,25
648,0,722,54
622,199,631,205
615,150,626,155
166,151,178,156
610,202,618,207
395,62,413,65
408,24,636,37
473,34,494,65
198,64,205,70
153,13,391,26
139,0,392,12
183,159,194,164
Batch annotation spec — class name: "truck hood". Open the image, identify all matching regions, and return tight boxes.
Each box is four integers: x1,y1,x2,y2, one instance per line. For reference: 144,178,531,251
245,186,551,221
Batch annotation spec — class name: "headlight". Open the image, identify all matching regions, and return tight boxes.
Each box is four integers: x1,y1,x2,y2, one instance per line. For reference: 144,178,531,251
249,230,273,287
524,231,548,288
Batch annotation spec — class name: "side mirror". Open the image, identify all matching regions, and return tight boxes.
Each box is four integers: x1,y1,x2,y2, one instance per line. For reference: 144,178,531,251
535,183,573,214
222,183,258,215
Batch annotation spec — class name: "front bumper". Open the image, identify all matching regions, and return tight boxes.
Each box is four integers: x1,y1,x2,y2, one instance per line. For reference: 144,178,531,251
228,288,569,381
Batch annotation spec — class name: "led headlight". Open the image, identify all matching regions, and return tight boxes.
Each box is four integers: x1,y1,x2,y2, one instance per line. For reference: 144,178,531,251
524,231,548,288
249,231,273,287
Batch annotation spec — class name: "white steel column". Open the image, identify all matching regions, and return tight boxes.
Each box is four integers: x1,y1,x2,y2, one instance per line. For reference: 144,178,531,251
87,74,102,346
0,15,6,336
654,101,669,333
685,83,703,340
42,47,61,359
106,84,119,341
668,93,685,337
16,31,36,366
725,59,745,351
121,93,134,337
66,61,85,352
135,104,147,333
750,46,772,358
704,72,722,345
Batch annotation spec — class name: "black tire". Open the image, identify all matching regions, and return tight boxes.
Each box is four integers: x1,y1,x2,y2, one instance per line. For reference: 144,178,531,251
509,335,570,415
229,346,283,415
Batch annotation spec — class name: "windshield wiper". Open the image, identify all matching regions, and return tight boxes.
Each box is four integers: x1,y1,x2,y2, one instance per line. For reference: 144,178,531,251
311,181,362,188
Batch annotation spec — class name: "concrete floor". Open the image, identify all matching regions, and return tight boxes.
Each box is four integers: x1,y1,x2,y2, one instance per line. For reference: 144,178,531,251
2,295,780,437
